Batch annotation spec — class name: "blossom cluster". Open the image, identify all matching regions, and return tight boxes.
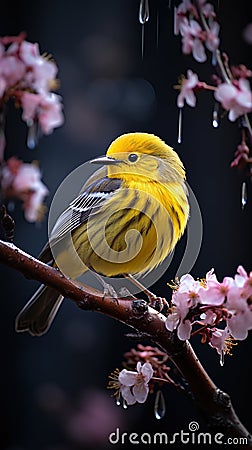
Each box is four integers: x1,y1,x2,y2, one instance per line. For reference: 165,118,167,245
174,0,220,62
0,34,63,156
177,69,252,124
165,265,252,357
1,157,48,222
175,1,252,181
0,34,64,222
175,0,252,121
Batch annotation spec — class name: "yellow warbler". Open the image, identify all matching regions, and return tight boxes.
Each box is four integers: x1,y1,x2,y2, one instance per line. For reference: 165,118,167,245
16,132,189,335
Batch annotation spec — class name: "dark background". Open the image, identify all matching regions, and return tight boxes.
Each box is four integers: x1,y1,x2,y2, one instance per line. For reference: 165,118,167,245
0,1,252,449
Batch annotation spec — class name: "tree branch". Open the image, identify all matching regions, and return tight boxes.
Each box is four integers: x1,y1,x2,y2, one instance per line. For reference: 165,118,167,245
0,239,251,446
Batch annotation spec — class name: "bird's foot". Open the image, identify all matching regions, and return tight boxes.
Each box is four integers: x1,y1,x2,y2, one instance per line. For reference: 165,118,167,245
102,282,118,302
118,287,137,299
146,293,168,312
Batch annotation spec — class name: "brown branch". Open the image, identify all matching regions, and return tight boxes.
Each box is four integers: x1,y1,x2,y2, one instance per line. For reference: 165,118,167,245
0,239,251,446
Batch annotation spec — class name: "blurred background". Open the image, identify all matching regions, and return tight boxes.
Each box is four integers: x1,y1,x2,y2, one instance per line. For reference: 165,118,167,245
0,0,252,449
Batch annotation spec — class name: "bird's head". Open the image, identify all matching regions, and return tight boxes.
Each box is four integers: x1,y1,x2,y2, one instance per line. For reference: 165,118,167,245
90,132,186,183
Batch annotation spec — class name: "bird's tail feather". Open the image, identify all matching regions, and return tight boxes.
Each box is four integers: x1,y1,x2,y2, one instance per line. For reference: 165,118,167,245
15,285,64,336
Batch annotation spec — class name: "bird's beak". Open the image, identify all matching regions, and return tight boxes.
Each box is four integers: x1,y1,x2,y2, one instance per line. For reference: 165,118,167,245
89,156,122,165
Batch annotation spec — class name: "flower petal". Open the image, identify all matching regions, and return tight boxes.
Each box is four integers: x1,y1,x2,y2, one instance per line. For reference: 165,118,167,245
120,385,136,405
141,362,153,382
118,369,137,386
133,383,149,403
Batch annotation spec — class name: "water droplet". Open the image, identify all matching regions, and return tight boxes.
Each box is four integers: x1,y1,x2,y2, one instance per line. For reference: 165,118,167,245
27,120,38,149
116,396,121,406
139,0,149,25
220,351,225,367
122,398,128,409
139,0,149,59
212,102,219,128
177,108,183,144
241,181,247,210
154,390,166,419
212,51,217,66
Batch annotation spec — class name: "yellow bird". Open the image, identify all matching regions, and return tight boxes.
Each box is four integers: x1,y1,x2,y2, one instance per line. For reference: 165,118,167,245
16,132,189,336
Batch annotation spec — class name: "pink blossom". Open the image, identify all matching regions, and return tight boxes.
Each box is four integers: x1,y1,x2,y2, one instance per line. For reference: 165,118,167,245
200,1,216,18
165,274,200,340
118,362,153,405
0,36,64,138
8,40,58,94
0,55,26,88
180,19,207,62
209,327,231,355
177,69,199,108
233,265,252,298
38,93,64,134
174,1,197,35
214,79,252,121
21,91,42,123
206,21,220,52
200,309,217,325
199,275,233,306
1,157,49,222
226,285,252,340
20,91,63,134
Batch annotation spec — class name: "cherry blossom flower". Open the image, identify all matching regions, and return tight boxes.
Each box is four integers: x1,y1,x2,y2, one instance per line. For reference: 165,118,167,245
180,18,207,62
225,284,252,340
21,91,64,135
174,1,197,36
205,21,220,52
214,79,252,121
38,93,64,135
199,275,233,306
165,274,200,340
118,362,153,405
233,265,252,299
199,0,216,19
1,157,49,222
0,35,64,146
209,327,233,355
177,70,199,108
165,265,252,346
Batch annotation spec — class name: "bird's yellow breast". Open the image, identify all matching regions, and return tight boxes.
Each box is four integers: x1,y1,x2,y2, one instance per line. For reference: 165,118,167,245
71,176,189,278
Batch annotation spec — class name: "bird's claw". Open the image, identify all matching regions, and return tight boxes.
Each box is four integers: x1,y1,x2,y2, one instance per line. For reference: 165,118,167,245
103,283,118,302
147,294,168,312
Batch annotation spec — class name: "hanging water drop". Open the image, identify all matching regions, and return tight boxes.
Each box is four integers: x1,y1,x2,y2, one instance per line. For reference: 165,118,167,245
139,0,149,59
220,351,225,367
154,390,166,419
122,398,128,409
139,0,149,24
116,396,121,406
212,51,217,66
212,102,219,128
27,120,38,149
141,25,145,60
241,181,247,210
177,108,183,144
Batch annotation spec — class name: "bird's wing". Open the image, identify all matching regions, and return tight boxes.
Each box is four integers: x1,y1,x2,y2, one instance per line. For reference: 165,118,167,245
39,176,122,262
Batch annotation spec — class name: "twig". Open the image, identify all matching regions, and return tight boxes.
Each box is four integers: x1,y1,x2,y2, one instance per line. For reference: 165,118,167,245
0,239,251,445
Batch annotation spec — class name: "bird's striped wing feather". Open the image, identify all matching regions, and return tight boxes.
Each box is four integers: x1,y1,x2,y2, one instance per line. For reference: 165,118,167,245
39,176,121,263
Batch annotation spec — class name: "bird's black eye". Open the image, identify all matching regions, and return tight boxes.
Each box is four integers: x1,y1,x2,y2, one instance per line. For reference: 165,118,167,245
128,153,138,163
